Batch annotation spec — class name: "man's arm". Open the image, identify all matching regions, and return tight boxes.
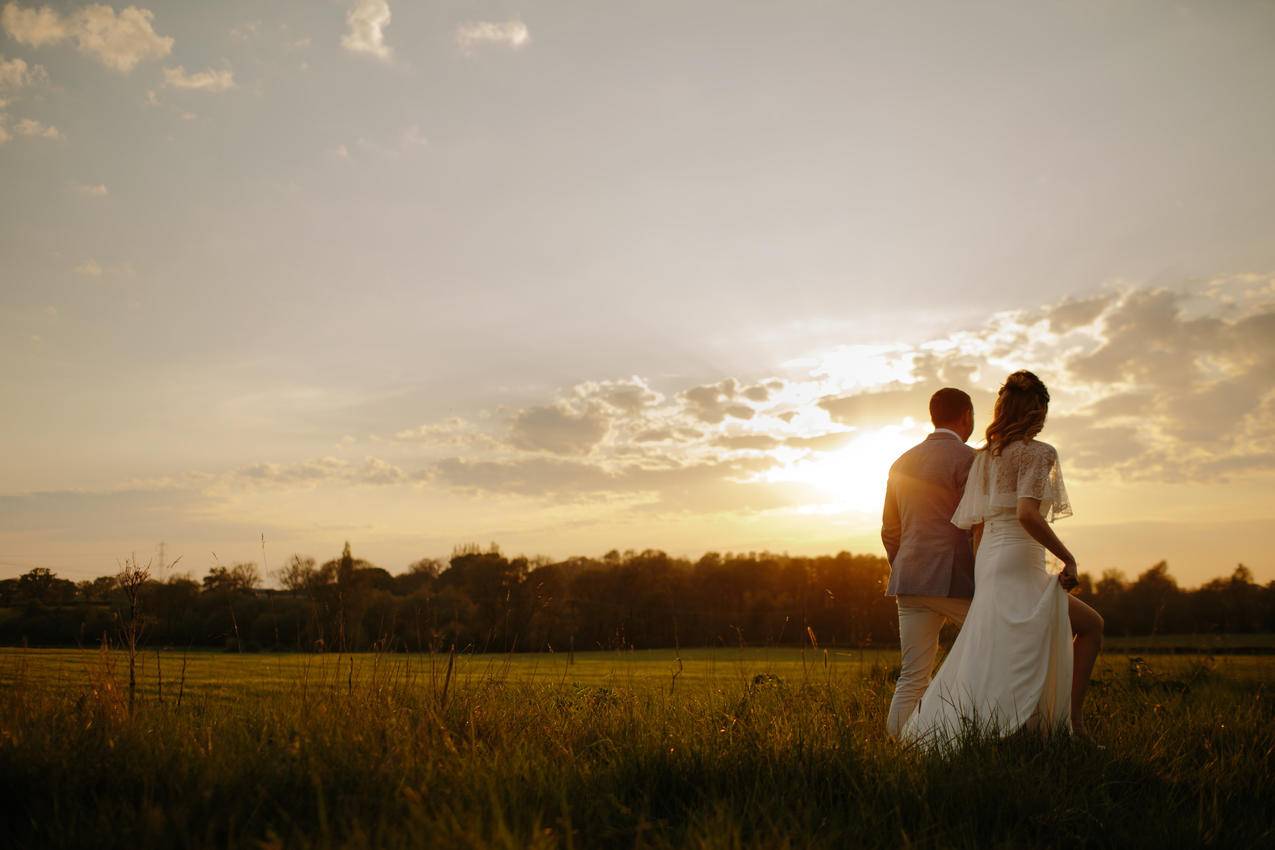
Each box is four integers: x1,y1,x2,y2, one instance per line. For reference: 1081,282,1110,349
881,474,901,564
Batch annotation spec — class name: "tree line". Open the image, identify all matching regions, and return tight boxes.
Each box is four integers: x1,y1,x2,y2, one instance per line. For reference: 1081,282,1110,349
1,543,1271,652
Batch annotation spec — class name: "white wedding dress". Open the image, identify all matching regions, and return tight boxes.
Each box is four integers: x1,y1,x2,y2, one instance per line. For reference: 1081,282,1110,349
900,439,1074,749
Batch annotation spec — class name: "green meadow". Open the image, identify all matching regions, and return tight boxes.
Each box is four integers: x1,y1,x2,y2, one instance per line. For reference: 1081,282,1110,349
1,646,1271,849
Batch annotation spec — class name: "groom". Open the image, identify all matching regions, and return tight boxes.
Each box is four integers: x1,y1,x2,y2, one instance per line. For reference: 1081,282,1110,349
881,388,976,738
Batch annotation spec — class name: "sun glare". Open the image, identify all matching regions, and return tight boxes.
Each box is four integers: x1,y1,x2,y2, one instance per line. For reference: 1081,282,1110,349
762,423,925,514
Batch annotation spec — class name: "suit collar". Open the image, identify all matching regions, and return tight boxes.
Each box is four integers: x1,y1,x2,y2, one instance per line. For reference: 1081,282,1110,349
927,428,963,442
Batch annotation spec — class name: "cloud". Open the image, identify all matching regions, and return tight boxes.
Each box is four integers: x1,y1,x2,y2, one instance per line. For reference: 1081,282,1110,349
0,53,47,89
428,453,792,514
0,123,9,144
393,417,495,449
387,275,1275,511
342,0,392,60
1053,285,1275,479
633,428,676,443
0,3,64,47
431,456,615,496
87,274,1261,541
399,124,426,148
714,434,780,451
571,377,662,417
634,427,701,444
163,65,234,92
67,4,172,71
510,403,611,455
742,381,782,402
74,182,108,196
72,258,134,279
783,431,856,453
811,275,1275,484
356,456,408,485
2,2,174,73
818,388,917,428
236,455,407,487
15,115,59,139
455,20,530,53
1043,294,1115,333
228,20,259,41
680,379,757,424
340,125,427,160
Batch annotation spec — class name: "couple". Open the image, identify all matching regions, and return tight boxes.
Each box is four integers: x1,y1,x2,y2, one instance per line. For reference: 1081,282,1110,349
881,370,1104,747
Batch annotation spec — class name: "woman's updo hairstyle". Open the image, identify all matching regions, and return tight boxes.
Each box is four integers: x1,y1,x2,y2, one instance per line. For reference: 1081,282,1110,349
983,370,1050,455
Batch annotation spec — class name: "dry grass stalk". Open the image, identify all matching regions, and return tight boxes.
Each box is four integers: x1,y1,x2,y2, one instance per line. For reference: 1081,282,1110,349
116,554,151,715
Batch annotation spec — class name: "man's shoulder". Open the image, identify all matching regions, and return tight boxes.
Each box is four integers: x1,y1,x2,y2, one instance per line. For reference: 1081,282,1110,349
891,435,972,472
937,439,975,473
923,435,975,458
890,439,930,471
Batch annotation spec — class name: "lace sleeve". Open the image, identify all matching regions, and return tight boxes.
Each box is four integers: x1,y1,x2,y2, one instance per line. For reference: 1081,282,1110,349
951,452,991,529
1017,443,1072,522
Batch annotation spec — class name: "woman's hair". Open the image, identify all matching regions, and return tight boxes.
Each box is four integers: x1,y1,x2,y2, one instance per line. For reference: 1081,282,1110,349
983,370,1050,454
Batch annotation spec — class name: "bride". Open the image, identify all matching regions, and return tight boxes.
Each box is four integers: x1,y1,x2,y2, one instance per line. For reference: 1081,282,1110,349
901,370,1104,747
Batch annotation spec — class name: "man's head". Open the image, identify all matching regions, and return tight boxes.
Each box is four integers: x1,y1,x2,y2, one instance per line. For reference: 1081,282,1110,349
929,387,974,442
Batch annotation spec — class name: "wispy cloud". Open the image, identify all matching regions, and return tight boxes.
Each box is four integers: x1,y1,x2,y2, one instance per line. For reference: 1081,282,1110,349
73,182,108,197
0,53,47,89
337,124,427,160
73,259,102,277
399,123,426,148
392,417,495,449
372,274,1275,513
237,456,408,487
72,258,133,278
342,0,392,61
455,20,530,54
163,65,235,93
15,115,59,139
228,20,259,42
1,2,174,73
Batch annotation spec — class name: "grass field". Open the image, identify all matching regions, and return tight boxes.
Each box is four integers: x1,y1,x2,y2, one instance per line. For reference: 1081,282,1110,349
1104,632,1275,650
1,646,1271,849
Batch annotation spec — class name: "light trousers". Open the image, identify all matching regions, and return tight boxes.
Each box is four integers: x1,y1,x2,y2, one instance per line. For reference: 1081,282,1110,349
885,595,971,739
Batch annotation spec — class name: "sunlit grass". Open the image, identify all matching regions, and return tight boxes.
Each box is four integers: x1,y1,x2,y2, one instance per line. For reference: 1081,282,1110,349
0,647,1270,849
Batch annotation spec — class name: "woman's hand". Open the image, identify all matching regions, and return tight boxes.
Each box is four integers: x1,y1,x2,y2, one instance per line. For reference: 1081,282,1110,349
1058,559,1079,592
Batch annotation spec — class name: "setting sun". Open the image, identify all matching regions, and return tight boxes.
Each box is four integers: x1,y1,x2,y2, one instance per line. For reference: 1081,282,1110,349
761,423,925,514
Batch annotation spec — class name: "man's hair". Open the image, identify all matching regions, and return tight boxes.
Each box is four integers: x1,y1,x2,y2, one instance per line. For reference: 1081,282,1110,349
929,387,973,426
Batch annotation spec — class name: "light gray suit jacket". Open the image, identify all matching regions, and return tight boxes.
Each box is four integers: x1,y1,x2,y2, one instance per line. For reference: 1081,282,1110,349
881,431,976,598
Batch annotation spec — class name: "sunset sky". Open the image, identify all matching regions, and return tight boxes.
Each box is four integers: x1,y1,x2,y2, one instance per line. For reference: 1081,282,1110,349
2,0,1274,585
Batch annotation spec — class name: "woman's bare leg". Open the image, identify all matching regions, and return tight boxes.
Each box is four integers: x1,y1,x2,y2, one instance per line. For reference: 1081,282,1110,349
1067,595,1104,734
